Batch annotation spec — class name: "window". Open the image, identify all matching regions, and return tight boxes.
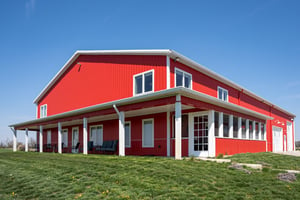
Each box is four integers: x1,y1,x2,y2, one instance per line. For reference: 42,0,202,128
90,125,103,146
62,129,68,147
172,115,189,138
242,119,246,139
175,68,192,89
40,104,47,118
142,119,154,147
218,87,228,102
214,112,219,136
255,122,259,140
47,130,51,145
249,121,253,139
72,127,79,147
134,70,154,95
233,117,238,138
223,114,229,137
261,123,265,140
125,122,131,148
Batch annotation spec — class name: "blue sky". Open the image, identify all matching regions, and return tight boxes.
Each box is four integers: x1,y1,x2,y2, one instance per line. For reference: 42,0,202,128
0,0,299,143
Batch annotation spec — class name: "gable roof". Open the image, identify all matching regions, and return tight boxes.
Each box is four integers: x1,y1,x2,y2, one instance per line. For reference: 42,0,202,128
33,49,295,118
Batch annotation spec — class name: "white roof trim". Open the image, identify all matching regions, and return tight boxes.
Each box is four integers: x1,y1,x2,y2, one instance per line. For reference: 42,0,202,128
33,49,295,117
12,87,272,129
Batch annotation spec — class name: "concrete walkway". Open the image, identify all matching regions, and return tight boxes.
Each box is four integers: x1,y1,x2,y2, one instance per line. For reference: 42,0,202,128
276,151,300,157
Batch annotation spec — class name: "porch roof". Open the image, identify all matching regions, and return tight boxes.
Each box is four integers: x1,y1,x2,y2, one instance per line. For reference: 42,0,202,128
10,87,273,130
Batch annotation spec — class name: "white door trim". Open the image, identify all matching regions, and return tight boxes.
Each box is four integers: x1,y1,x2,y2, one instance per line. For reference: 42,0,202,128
189,111,209,157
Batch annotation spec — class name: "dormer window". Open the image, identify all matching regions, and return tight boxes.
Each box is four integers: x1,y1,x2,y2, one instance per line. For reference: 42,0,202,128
175,68,192,89
40,104,47,118
134,70,154,95
218,86,228,102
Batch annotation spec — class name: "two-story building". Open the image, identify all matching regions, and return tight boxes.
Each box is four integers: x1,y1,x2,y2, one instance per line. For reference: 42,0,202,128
10,49,296,159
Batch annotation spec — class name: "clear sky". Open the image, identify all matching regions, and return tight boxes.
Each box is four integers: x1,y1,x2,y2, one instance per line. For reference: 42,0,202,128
0,0,299,143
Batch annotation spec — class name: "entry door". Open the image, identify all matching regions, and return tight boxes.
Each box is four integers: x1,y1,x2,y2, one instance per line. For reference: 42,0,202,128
272,126,283,152
72,127,79,147
287,122,293,151
189,113,209,157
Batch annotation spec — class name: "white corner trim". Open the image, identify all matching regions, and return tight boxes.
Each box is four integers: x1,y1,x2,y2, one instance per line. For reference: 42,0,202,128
166,56,170,89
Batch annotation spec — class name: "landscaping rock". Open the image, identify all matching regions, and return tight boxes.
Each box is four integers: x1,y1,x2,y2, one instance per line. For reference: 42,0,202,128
228,163,252,174
277,173,297,182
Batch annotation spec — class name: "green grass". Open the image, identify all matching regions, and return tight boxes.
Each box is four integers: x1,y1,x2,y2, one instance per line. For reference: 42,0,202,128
0,150,299,199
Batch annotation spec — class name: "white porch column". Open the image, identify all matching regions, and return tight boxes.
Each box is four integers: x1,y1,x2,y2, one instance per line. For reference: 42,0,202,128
246,119,249,139
25,128,29,152
166,111,171,157
238,117,242,139
258,123,262,140
175,94,182,160
229,115,233,138
83,118,88,155
58,122,62,154
39,125,43,153
252,121,256,140
208,110,215,157
219,112,223,137
12,128,17,152
119,111,125,156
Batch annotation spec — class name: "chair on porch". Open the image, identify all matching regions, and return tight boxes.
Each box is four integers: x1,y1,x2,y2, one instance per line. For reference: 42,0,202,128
72,142,80,153
88,141,94,153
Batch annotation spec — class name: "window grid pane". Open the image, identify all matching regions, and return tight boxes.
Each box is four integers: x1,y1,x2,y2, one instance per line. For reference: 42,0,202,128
176,70,183,87
135,75,143,94
144,72,153,92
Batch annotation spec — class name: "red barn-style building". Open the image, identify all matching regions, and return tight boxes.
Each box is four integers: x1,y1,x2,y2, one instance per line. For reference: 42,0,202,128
10,50,296,159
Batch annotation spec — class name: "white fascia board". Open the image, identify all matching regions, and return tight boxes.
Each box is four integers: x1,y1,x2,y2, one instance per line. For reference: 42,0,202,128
11,87,272,129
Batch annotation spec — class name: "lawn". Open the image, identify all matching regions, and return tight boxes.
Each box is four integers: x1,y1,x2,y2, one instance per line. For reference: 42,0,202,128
0,150,299,199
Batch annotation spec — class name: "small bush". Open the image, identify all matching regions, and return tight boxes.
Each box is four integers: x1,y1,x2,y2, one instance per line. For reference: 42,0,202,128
216,153,224,159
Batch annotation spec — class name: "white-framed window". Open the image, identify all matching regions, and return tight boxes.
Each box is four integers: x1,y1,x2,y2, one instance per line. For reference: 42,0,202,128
72,127,79,147
62,129,68,147
40,104,47,118
125,122,131,148
90,125,103,146
47,130,51,145
133,70,154,95
217,86,228,102
175,68,192,89
142,118,154,148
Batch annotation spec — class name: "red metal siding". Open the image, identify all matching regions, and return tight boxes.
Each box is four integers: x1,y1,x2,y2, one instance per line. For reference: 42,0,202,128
216,138,266,156
170,139,189,157
38,55,166,117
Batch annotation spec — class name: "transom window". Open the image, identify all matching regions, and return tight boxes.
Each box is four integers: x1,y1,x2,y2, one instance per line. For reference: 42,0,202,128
40,104,47,118
218,87,228,102
175,68,192,89
134,70,154,95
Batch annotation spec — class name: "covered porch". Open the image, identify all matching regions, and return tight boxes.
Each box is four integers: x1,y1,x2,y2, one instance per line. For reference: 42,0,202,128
9,87,272,159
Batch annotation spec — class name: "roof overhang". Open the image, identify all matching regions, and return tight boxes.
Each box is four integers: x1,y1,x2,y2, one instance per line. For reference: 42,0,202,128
11,87,273,130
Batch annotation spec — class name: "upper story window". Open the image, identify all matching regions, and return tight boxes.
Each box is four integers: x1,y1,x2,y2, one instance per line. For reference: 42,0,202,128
218,86,228,102
134,70,154,95
175,68,192,89
40,104,47,118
